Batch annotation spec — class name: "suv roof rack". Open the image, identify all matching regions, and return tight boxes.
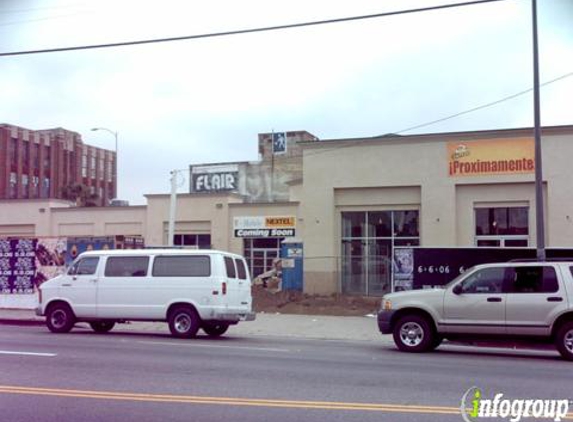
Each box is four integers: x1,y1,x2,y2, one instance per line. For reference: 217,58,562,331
508,258,573,263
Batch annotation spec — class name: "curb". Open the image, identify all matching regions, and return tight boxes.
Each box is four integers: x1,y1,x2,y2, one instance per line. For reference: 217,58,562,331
0,318,45,327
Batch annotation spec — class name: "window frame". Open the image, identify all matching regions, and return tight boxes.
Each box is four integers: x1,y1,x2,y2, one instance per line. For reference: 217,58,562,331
104,256,150,278
151,255,211,277
505,265,559,294
69,257,100,276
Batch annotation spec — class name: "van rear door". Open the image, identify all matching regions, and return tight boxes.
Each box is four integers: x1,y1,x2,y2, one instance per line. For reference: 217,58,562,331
223,256,252,311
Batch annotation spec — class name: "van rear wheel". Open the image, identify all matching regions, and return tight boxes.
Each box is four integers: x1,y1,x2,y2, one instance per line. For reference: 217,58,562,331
90,321,115,333
169,306,201,338
202,323,229,337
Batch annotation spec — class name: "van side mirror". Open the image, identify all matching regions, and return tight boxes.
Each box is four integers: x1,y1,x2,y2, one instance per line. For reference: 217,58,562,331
453,284,463,295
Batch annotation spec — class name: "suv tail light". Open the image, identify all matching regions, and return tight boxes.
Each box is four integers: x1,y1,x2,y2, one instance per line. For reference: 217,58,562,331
222,282,227,295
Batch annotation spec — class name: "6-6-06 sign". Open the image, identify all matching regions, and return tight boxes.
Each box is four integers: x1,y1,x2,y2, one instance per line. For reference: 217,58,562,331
233,216,296,238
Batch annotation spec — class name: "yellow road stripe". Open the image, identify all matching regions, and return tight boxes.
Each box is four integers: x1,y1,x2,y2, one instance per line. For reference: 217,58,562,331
0,385,571,419
0,385,458,415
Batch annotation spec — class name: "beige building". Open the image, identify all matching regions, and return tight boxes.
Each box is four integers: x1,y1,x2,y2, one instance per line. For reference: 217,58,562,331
1,125,572,301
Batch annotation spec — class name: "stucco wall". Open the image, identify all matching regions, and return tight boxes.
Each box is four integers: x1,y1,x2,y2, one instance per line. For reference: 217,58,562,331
300,129,573,294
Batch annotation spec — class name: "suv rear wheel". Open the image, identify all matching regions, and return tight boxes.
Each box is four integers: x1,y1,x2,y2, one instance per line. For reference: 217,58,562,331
393,315,435,353
555,321,573,361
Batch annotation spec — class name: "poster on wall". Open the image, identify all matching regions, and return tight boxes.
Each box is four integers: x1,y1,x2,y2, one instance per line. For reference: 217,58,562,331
393,248,414,291
0,239,38,294
66,236,115,264
35,238,67,288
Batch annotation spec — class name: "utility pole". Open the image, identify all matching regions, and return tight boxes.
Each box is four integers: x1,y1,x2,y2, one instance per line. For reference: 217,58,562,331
167,170,178,247
532,0,545,260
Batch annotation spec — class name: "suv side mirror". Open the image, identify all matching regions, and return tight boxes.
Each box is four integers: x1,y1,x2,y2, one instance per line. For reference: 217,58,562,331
453,284,463,295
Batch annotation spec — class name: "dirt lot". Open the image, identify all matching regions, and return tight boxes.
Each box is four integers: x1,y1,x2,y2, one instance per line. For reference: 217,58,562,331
252,285,380,316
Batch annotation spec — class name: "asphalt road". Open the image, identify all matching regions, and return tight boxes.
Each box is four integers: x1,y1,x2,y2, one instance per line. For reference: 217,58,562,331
1,324,572,422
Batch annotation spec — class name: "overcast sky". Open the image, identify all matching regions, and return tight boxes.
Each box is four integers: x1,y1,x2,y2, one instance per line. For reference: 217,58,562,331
0,0,571,204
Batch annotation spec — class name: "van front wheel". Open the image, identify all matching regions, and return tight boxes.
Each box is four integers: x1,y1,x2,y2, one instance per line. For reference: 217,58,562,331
169,306,200,338
202,322,229,337
46,303,75,333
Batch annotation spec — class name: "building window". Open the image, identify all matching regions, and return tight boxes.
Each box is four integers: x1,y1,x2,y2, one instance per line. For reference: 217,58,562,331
42,178,50,197
32,144,40,170
90,156,96,178
341,210,420,296
99,157,104,179
107,160,113,182
9,172,17,198
22,174,29,198
32,176,39,197
9,138,18,167
475,207,529,247
82,154,87,177
173,234,211,249
44,146,50,169
243,238,282,279
22,141,29,166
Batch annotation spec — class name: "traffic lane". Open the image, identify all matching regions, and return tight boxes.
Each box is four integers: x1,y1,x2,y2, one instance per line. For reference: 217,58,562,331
0,325,571,408
0,385,463,422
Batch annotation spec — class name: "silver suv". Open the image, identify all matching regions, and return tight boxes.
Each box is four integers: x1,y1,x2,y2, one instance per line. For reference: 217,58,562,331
378,261,573,360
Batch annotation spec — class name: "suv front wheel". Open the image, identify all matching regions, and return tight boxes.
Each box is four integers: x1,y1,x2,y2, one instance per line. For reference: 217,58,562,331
393,315,435,353
555,321,573,361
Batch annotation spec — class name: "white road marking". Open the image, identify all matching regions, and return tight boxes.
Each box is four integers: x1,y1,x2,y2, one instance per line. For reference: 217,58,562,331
0,350,57,357
137,340,292,353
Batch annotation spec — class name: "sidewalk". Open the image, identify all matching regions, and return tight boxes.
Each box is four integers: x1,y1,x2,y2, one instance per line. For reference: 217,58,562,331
0,309,389,343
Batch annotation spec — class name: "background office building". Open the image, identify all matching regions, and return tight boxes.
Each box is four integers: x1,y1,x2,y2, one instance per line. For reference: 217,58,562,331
0,124,116,206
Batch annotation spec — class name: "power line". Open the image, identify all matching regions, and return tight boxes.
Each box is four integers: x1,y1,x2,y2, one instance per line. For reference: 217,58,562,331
301,70,573,159
0,0,506,57
394,71,573,134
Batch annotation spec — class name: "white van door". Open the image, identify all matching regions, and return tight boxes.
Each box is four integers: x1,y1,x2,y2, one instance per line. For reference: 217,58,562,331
96,255,151,319
223,256,251,311
64,256,100,317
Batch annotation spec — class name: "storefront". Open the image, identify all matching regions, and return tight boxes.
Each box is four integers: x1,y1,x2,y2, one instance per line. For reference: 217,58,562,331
1,125,573,304
233,216,296,278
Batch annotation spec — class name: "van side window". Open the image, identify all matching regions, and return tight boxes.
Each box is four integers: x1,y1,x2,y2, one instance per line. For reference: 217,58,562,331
224,257,236,278
105,257,149,277
235,258,247,280
69,257,99,276
152,256,211,277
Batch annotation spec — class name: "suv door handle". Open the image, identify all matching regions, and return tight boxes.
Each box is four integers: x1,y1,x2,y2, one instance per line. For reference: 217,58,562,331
487,297,503,302
547,297,563,302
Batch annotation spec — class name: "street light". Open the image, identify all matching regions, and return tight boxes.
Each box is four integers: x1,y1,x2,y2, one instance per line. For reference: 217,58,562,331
91,127,119,200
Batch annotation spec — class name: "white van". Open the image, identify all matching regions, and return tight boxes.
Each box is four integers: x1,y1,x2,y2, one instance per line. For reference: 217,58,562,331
36,249,255,338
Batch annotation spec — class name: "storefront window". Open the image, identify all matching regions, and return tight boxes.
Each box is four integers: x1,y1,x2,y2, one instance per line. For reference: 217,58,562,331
243,238,282,279
341,210,420,296
342,212,365,238
475,207,529,247
173,234,211,249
